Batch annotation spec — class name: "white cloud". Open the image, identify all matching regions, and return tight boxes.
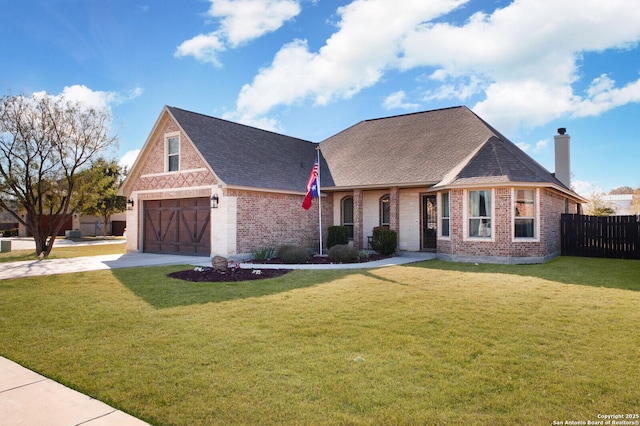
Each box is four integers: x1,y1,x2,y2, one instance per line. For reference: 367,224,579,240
383,91,419,110
533,139,548,154
235,0,465,121
211,0,300,47
230,0,640,132
423,74,485,102
516,139,548,154
175,0,300,65
399,0,640,131
572,74,640,118
572,179,604,198
119,149,140,172
175,33,226,67
32,85,142,111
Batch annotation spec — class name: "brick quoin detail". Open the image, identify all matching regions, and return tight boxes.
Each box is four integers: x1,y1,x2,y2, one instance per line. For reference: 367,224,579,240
231,190,333,254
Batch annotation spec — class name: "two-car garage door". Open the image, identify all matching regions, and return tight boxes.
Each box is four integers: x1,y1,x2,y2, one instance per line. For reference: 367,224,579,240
143,198,211,256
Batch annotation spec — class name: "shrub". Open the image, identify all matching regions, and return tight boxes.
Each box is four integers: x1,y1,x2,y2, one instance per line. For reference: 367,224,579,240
327,226,350,249
276,245,297,258
278,246,310,264
371,228,397,256
251,247,275,260
328,244,357,263
357,250,370,260
2,228,18,237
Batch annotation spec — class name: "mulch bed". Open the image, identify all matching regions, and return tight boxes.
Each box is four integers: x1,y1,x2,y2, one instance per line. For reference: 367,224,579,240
168,254,391,282
168,268,293,282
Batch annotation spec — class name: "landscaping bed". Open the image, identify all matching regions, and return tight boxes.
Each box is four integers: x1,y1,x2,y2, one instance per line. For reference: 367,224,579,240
168,254,390,282
168,267,293,282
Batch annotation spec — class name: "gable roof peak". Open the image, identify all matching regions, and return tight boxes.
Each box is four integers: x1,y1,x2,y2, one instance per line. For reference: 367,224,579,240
164,105,319,192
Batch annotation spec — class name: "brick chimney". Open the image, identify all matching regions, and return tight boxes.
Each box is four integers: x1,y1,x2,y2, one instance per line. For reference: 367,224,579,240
554,128,571,188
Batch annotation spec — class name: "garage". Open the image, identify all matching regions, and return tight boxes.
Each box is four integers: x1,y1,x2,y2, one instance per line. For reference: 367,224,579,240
143,198,211,256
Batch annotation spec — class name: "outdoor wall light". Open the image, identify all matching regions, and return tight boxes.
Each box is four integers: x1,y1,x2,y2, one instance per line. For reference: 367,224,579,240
127,199,135,210
211,194,219,209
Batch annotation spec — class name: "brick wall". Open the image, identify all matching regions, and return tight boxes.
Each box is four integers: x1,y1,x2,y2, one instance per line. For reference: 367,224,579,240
230,189,333,254
438,187,570,261
130,115,217,192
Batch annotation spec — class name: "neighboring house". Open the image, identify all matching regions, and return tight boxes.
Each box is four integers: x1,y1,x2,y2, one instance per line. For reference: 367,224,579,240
119,105,586,263
602,194,634,215
15,212,126,237
0,211,19,235
77,212,127,237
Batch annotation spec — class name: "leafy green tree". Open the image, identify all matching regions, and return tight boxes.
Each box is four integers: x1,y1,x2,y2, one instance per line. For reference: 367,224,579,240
74,158,126,237
0,93,117,257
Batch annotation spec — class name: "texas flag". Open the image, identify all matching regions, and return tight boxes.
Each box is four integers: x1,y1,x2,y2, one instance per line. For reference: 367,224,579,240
302,161,319,210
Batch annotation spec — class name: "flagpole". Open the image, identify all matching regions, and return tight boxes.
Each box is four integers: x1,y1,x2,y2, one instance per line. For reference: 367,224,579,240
316,145,323,255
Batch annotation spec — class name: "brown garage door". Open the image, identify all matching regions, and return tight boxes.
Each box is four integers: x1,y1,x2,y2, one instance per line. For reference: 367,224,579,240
143,198,211,256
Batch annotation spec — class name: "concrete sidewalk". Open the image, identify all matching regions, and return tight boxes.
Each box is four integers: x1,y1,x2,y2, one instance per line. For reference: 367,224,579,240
0,357,149,425
0,251,435,280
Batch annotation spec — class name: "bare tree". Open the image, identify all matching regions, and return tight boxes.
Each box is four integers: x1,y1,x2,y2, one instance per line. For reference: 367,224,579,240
632,188,640,215
0,93,117,257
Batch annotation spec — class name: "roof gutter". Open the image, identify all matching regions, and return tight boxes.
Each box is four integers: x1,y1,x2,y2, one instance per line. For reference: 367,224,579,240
428,181,588,203
320,181,439,191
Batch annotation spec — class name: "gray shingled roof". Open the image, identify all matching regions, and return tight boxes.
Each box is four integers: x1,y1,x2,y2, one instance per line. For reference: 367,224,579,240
167,107,319,192
440,136,566,187
166,105,567,193
318,106,564,189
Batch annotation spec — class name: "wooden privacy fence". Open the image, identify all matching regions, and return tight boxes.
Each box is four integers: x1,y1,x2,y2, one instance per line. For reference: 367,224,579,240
561,214,640,259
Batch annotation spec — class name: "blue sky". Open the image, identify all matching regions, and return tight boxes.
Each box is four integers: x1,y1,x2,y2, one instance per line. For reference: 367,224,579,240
2,0,639,196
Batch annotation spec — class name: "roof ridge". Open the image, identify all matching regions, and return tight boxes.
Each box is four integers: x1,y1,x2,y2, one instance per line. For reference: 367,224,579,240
362,105,466,123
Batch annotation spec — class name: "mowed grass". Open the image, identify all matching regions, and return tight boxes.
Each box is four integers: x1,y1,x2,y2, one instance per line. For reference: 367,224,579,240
0,241,126,262
0,257,638,425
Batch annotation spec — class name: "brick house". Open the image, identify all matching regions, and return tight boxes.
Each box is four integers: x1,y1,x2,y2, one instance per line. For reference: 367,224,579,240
119,105,585,263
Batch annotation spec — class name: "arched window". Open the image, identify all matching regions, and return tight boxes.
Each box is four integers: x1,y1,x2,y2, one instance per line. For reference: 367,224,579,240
380,194,390,227
341,196,354,239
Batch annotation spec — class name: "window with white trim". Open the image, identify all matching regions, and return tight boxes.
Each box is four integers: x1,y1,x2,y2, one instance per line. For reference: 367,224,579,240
514,189,536,238
441,192,450,237
167,136,179,172
468,190,492,238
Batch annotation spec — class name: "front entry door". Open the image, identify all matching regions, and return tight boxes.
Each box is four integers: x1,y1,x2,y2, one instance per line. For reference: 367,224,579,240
421,194,437,251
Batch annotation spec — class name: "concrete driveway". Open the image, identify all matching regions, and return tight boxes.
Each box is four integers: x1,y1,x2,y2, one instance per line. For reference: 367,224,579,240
0,237,211,279
0,252,212,280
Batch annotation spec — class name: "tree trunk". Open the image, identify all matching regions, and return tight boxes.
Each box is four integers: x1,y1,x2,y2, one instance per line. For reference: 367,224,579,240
31,229,56,258
26,211,60,258
102,213,110,237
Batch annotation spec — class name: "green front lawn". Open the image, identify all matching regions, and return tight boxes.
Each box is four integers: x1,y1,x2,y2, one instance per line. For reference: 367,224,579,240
0,241,126,262
0,257,638,425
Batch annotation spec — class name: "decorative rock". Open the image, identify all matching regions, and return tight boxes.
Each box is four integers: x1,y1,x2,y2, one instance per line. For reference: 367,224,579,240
212,255,228,272
227,260,240,272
